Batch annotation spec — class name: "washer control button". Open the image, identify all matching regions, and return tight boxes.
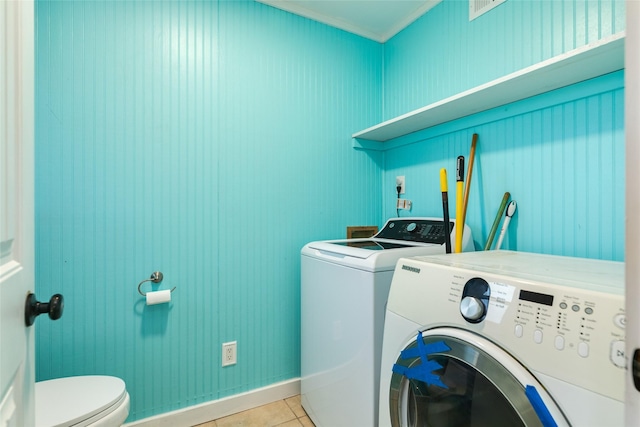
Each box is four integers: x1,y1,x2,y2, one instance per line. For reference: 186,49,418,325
533,329,543,344
514,324,523,338
584,307,594,315
559,302,568,310
554,335,565,350
614,313,626,329
406,222,417,232
611,340,626,368
578,342,590,358
572,304,580,312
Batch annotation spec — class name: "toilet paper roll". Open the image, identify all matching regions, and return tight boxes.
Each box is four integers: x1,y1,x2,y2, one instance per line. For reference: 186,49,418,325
146,290,171,305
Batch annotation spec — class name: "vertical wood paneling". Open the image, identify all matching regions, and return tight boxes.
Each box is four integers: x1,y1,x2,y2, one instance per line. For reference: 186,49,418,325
382,0,625,261
35,0,381,421
382,0,625,121
384,72,624,261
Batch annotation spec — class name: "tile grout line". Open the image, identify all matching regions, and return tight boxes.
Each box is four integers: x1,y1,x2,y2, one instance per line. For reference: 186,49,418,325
194,395,315,427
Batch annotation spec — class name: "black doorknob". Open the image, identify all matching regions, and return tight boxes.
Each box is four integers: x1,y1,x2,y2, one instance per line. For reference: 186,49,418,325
24,293,64,327
633,349,640,392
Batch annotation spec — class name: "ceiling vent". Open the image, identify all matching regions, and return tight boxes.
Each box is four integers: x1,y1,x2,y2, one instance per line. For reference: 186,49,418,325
469,0,507,21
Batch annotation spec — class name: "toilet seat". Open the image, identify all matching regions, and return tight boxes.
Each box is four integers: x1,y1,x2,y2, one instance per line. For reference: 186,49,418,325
36,376,130,427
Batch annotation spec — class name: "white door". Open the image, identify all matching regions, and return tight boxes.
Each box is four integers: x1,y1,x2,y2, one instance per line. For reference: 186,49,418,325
0,0,36,425
627,2,640,425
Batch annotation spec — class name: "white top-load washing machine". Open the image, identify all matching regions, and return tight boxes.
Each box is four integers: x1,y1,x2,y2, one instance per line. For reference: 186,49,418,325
379,250,625,427
301,217,474,427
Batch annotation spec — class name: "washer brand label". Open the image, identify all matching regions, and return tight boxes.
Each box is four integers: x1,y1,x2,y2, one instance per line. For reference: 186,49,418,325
401,265,420,274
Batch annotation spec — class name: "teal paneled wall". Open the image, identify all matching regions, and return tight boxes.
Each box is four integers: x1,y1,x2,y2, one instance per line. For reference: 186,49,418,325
382,0,625,261
35,0,382,421
383,72,624,260
381,0,625,121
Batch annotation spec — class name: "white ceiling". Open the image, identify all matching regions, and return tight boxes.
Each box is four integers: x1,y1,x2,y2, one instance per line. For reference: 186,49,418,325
255,0,442,43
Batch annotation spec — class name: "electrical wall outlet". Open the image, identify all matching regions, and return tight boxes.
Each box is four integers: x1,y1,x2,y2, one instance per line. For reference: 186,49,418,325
396,176,405,194
222,341,237,367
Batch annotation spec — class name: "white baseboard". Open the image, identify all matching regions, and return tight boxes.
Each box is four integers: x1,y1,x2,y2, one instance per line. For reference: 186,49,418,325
124,378,301,427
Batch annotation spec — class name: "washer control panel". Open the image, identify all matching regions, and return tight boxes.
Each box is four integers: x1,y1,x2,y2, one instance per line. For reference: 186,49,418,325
375,218,455,244
457,273,625,401
389,251,625,402
502,281,626,369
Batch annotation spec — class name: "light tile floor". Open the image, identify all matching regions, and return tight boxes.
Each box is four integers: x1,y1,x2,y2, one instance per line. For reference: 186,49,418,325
194,395,315,427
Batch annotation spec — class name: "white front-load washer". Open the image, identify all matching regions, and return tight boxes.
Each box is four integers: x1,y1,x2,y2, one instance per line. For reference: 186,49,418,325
379,250,625,427
301,218,474,427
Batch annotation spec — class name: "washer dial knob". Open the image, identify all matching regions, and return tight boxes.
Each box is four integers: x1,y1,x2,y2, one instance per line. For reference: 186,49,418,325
406,222,417,232
460,277,491,324
460,296,485,321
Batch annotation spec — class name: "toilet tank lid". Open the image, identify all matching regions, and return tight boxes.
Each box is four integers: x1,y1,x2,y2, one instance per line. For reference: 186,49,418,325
36,375,127,427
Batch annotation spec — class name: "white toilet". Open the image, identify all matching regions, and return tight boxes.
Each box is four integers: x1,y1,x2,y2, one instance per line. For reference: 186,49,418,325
35,376,130,427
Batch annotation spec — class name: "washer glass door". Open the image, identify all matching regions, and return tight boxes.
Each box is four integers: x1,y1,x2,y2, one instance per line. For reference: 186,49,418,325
389,328,567,427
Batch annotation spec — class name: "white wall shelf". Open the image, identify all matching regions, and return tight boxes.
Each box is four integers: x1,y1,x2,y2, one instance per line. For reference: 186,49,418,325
353,32,625,144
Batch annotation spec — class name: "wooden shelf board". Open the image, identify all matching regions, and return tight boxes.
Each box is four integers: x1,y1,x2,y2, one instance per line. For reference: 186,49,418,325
353,33,625,143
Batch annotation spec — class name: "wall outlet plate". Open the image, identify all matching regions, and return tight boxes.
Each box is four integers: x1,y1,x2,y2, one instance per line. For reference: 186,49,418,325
222,341,237,367
396,176,405,194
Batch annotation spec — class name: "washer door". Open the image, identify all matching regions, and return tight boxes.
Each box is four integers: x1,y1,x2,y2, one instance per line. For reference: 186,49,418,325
389,328,569,427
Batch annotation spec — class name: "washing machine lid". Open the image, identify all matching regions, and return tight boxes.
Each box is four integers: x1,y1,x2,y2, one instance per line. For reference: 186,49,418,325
36,376,127,427
306,238,431,258
303,239,445,271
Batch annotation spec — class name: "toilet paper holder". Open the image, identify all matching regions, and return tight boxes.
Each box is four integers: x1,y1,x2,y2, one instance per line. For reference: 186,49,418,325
137,271,176,296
